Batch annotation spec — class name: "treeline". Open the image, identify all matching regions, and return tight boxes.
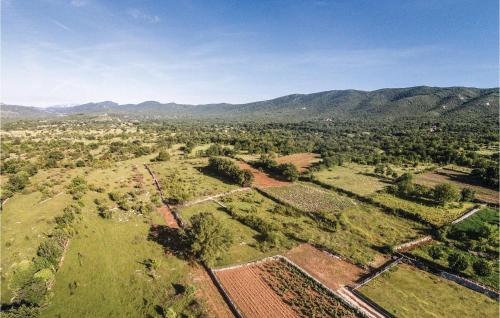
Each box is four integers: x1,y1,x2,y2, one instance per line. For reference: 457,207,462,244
207,157,253,187
253,156,299,181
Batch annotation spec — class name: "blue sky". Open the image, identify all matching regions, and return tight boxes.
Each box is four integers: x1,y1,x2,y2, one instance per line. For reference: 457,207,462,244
1,0,498,106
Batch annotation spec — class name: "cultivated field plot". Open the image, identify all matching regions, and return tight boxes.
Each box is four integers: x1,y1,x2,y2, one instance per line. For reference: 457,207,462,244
152,158,240,202
314,164,390,196
179,201,286,267
260,184,354,213
215,258,360,318
284,244,367,290
222,190,428,266
274,152,321,172
371,192,474,226
237,161,290,187
414,168,499,204
358,264,499,318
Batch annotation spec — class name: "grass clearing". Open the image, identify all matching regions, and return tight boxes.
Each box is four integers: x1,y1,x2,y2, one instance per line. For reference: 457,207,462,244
314,164,390,195
222,190,428,266
359,264,499,318
178,201,287,267
152,158,240,203
371,192,474,226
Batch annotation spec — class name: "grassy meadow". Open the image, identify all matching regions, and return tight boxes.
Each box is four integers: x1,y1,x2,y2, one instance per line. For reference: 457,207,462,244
359,264,499,318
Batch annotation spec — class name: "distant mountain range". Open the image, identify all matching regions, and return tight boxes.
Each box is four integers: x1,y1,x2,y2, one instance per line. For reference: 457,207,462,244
1,86,498,122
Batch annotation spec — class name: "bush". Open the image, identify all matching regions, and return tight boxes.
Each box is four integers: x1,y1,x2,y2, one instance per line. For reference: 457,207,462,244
472,259,492,276
433,183,460,206
428,245,443,260
152,150,170,162
447,253,468,272
37,239,63,267
207,157,254,187
2,305,40,318
460,187,476,202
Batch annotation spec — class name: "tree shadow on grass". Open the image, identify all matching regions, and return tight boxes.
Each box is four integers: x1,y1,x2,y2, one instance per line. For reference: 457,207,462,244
148,224,192,261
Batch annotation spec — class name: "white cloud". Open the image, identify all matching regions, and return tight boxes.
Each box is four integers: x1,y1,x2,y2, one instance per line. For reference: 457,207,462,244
50,19,72,31
70,0,87,7
126,8,160,24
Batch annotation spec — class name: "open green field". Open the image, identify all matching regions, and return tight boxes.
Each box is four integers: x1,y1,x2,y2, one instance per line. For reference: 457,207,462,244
222,190,428,266
359,264,499,318
371,192,474,226
151,158,240,203
178,201,289,267
0,168,85,303
313,164,390,195
453,207,498,234
260,183,354,213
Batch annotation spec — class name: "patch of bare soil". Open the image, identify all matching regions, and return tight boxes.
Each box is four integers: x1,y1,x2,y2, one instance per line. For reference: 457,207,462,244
285,244,367,290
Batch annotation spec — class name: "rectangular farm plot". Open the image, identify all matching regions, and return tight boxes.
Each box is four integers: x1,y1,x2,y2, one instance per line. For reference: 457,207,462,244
314,165,390,196
223,190,428,266
261,184,354,213
152,158,240,202
214,258,360,318
415,168,499,204
179,202,284,267
358,264,499,318
284,244,367,291
371,192,474,226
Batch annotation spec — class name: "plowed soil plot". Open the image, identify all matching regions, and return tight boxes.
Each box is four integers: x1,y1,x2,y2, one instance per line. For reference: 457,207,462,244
285,244,367,290
238,161,289,188
157,205,179,228
414,168,499,204
275,153,321,172
215,259,359,318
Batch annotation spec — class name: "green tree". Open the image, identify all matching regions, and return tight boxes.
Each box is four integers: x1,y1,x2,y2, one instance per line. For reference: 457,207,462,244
460,187,476,202
433,183,460,205
395,173,414,195
279,163,299,181
472,259,492,277
447,253,468,272
428,245,443,260
153,150,171,162
187,212,233,266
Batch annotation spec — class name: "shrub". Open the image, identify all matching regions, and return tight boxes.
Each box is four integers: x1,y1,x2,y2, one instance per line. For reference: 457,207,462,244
37,239,63,267
472,259,492,277
460,187,476,202
433,183,460,206
152,150,170,162
428,245,444,260
207,157,253,186
2,305,40,318
447,253,468,272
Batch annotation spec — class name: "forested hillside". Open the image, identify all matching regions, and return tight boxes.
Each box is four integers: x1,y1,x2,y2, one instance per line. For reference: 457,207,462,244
2,86,498,122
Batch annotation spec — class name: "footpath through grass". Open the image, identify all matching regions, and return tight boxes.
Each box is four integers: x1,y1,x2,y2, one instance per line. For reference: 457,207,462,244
359,264,499,318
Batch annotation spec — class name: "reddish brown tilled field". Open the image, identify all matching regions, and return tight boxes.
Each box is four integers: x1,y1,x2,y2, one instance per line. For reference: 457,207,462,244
285,244,367,291
215,258,359,318
237,161,290,188
275,153,321,172
215,262,299,318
